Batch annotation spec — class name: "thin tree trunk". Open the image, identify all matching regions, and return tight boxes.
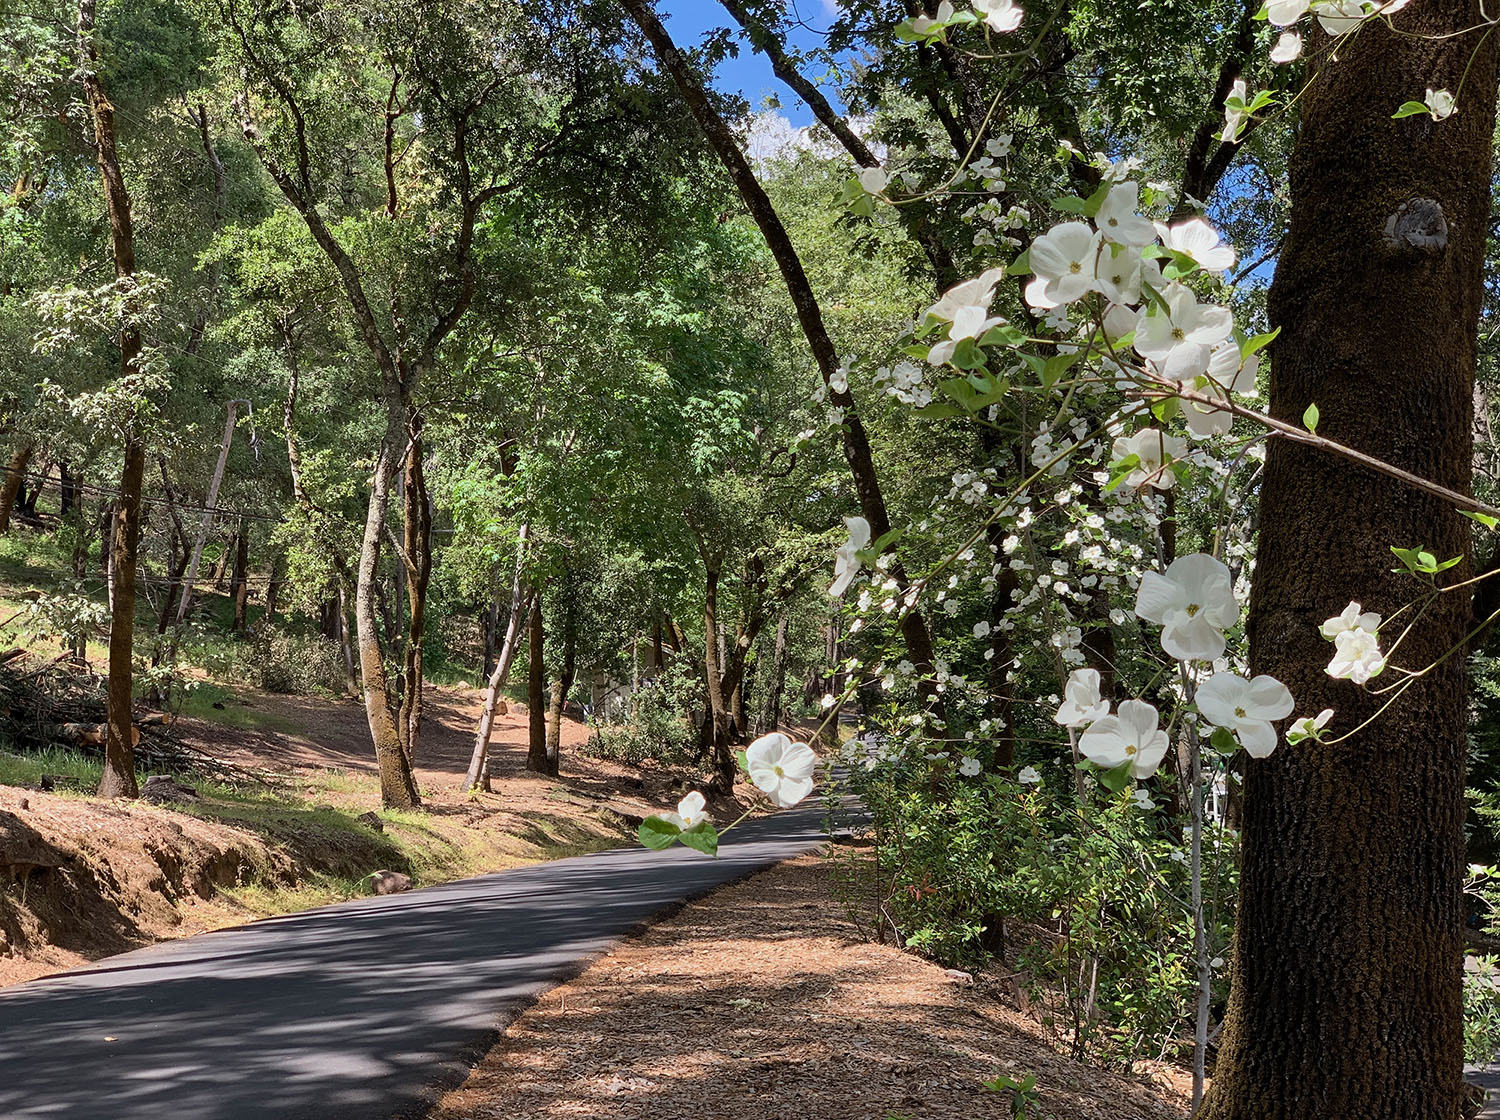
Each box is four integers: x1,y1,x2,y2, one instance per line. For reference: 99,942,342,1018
702,562,734,793
0,445,33,534
230,526,249,632
264,553,283,621
175,400,239,624
544,588,575,779
465,524,531,792
79,0,141,799
525,596,548,775
1201,6,1499,1116
58,460,76,515
758,615,789,736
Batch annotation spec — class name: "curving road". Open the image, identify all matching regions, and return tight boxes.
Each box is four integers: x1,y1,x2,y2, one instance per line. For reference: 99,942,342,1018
0,805,826,1119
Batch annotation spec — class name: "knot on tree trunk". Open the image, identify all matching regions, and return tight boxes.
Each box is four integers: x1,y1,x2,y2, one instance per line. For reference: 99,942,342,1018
1383,197,1448,253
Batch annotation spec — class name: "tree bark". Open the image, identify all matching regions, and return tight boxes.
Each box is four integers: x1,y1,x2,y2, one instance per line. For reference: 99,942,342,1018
757,615,789,736
525,596,549,775
1200,6,1499,1117
465,524,531,792
175,401,240,624
0,445,33,534
702,561,735,793
79,0,142,799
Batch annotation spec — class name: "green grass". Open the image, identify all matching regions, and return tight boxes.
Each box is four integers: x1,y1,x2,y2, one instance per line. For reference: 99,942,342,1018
0,746,104,790
175,682,303,734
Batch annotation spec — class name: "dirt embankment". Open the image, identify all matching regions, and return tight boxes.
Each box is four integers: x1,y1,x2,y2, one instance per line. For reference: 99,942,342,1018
0,787,317,985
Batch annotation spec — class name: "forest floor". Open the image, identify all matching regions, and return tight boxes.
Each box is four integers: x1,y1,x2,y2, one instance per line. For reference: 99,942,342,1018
430,852,1192,1120
0,680,748,988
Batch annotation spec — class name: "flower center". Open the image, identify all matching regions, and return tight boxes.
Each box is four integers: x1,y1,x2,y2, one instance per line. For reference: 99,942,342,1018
1069,261,1082,274
1171,327,1186,341
773,764,785,778
1185,602,1201,617
1125,743,1138,756
1235,706,1247,719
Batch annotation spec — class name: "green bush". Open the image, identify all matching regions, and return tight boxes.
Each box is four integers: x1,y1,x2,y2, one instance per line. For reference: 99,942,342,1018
833,748,1236,1069
585,661,703,767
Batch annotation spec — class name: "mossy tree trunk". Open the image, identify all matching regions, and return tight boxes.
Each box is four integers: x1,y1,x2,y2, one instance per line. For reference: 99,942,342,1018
1201,6,1499,1116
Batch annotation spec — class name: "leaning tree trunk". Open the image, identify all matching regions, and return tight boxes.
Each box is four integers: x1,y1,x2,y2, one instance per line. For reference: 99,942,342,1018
354,414,421,810
525,596,548,775
464,523,531,792
1201,7,1499,1117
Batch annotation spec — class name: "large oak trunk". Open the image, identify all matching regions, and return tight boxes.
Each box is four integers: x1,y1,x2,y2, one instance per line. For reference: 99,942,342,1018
1201,6,1498,1116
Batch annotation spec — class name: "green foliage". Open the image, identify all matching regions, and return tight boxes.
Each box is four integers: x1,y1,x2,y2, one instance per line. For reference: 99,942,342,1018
242,624,349,696
839,760,1237,1067
585,659,703,768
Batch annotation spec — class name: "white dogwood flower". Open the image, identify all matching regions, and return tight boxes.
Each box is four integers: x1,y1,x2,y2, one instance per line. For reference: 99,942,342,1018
1111,428,1188,490
857,167,889,194
1025,221,1102,308
1426,88,1456,120
1328,628,1385,684
1017,765,1042,785
1135,553,1240,662
1157,217,1236,273
1270,31,1303,63
1055,667,1109,727
959,756,983,777
1221,77,1249,142
1287,708,1334,744
664,791,708,830
746,732,818,808
1267,0,1310,23
974,0,1024,31
1320,601,1381,639
1080,699,1170,778
1094,181,1156,246
830,516,870,597
911,1,956,35
1197,672,1296,758
1133,283,1234,382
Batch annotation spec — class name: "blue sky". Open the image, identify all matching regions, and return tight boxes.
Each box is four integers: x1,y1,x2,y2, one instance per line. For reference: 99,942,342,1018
657,0,847,125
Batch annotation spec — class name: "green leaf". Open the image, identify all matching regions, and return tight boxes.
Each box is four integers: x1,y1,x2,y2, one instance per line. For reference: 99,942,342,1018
677,820,720,857
1241,326,1280,361
1105,453,1140,493
638,816,682,850
737,750,750,773
1392,100,1430,119
1096,760,1134,793
868,527,905,556
1151,397,1181,423
1050,195,1089,214
978,322,1026,348
915,401,964,419
1081,179,1113,218
1463,510,1500,529
1303,402,1319,432
1210,726,1239,756
1006,247,1031,276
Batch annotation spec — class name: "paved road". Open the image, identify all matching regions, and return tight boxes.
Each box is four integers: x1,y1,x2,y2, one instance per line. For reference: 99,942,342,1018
0,805,827,1119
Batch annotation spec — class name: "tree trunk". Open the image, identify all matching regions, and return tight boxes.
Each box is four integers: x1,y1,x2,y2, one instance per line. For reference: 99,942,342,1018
465,524,531,792
397,431,430,760
1200,8,1498,1117
230,526,249,632
176,401,240,625
58,461,76,516
702,563,735,793
79,0,142,799
264,553,283,621
525,596,548,775
757,615,789,736
544,589,575,779
354,418,421,809
0,445,33,534
619,0,942,707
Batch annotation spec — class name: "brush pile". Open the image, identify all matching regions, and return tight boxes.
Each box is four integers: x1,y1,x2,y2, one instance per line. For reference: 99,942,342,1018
0,651,253,781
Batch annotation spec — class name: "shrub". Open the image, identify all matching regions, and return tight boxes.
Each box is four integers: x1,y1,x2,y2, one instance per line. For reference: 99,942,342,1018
244,624,348,695
585,661,702,767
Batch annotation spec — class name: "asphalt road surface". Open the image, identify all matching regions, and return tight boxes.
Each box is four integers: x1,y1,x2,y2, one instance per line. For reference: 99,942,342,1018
0,803,827,1119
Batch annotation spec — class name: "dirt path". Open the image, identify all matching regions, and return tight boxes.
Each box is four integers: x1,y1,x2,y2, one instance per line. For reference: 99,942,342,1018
432,853,1190,1120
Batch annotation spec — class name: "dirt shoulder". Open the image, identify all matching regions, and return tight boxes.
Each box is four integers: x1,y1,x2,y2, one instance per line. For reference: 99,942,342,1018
430,852,1189,1120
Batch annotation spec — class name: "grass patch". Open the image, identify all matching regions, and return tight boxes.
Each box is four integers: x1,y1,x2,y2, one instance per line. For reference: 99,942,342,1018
0,745,103,790
176,683,304,734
